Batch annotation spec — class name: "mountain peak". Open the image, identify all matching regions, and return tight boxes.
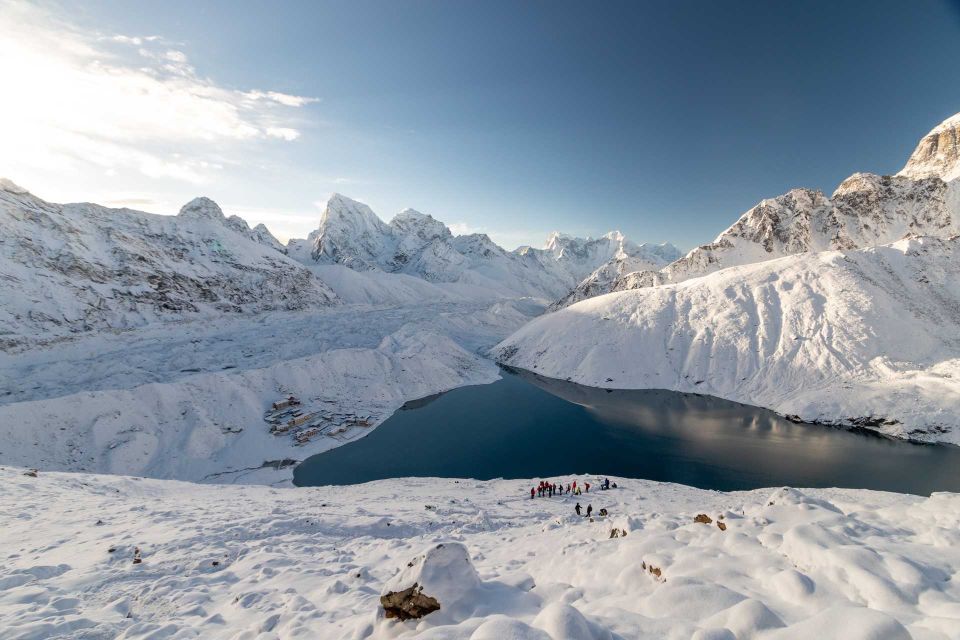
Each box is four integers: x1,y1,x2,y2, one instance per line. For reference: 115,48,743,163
178,197,225,221
898,111,960,182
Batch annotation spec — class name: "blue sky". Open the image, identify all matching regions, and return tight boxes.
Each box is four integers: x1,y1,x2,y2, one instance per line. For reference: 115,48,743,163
3,1,960,249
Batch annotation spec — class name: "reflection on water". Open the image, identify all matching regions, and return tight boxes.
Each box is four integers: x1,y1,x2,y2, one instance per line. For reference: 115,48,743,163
294,367,960,495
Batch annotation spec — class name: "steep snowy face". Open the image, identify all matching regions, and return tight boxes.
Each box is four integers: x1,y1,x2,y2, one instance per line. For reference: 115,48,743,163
0,183,336,349
311,193,395,269
549,239,682,309
178,196,226,221
899,112,960,182
497,236,960,440
538,230,650,282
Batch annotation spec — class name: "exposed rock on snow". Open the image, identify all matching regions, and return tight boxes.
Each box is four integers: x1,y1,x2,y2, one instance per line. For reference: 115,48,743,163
496,236,960,444
2,468,957,639
899,112,960,182
560,112,960,306
0,183,334,349
380,542,479,620
549,236,681,310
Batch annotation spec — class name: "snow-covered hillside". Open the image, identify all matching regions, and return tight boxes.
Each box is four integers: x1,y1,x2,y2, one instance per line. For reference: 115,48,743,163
288,194,675,301
496,236,960,444
0,180,335,350
555,112,960,306
5,466,958,639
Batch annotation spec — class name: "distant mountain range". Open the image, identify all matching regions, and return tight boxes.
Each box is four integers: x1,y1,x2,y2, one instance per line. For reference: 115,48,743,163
0,177,676,348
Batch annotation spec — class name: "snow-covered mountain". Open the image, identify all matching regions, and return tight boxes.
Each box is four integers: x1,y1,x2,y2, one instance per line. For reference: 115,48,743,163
287,193,672,301
555,112,960,306
496,235,960,442
0,181,335,350
547,235,681,309
899,111,960,181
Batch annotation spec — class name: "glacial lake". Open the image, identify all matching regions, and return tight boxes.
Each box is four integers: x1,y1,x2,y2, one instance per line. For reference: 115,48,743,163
294,367,960,495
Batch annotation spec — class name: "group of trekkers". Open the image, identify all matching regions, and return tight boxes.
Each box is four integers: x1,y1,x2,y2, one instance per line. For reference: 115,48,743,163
529,477,617,519
530,479,589,499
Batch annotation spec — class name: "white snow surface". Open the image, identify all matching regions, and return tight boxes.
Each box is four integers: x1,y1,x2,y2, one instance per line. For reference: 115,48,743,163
496,236,960,443
0,184,333,350
4,467,959,639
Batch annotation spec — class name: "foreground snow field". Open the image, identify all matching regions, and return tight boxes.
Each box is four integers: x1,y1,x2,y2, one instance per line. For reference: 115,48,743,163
496,236,960,444
3,467,959,639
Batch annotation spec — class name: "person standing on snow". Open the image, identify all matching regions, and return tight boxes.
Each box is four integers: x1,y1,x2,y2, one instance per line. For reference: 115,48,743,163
575,502,582,516
530,487,535,499
586,504,593,518
585,482,590,493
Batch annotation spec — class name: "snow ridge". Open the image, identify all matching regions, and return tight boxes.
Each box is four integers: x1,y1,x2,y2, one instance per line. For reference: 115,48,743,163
0,186,334,349
554,112,960,307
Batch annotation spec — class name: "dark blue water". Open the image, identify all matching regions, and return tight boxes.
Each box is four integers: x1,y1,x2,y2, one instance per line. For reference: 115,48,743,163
294,368,960,495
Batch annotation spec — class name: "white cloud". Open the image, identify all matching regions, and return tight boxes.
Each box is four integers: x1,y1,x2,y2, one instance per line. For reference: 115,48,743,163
0,0,316,186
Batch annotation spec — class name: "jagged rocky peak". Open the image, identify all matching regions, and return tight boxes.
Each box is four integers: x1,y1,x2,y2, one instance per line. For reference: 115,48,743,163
178,196,225,221
899,112,960,182
321,193,384,227
390,208,452,242
723,188,832,253
312,193,393,267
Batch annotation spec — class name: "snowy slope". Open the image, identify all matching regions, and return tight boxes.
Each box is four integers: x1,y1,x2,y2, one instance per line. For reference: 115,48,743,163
4,466,959,639
496,236,960,443
291,194,673,301
557,113,960,306
0,181,335,350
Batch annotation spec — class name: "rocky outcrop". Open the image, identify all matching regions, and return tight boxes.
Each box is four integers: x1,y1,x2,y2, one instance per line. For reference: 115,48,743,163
380,542,480,622
899,112,960,182
380,584,441,621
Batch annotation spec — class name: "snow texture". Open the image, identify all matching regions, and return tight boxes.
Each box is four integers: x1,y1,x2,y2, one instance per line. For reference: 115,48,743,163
496,236,960,443
2,467,956,639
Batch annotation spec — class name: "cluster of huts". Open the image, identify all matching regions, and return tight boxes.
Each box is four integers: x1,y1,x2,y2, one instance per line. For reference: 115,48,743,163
264,396,373,445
